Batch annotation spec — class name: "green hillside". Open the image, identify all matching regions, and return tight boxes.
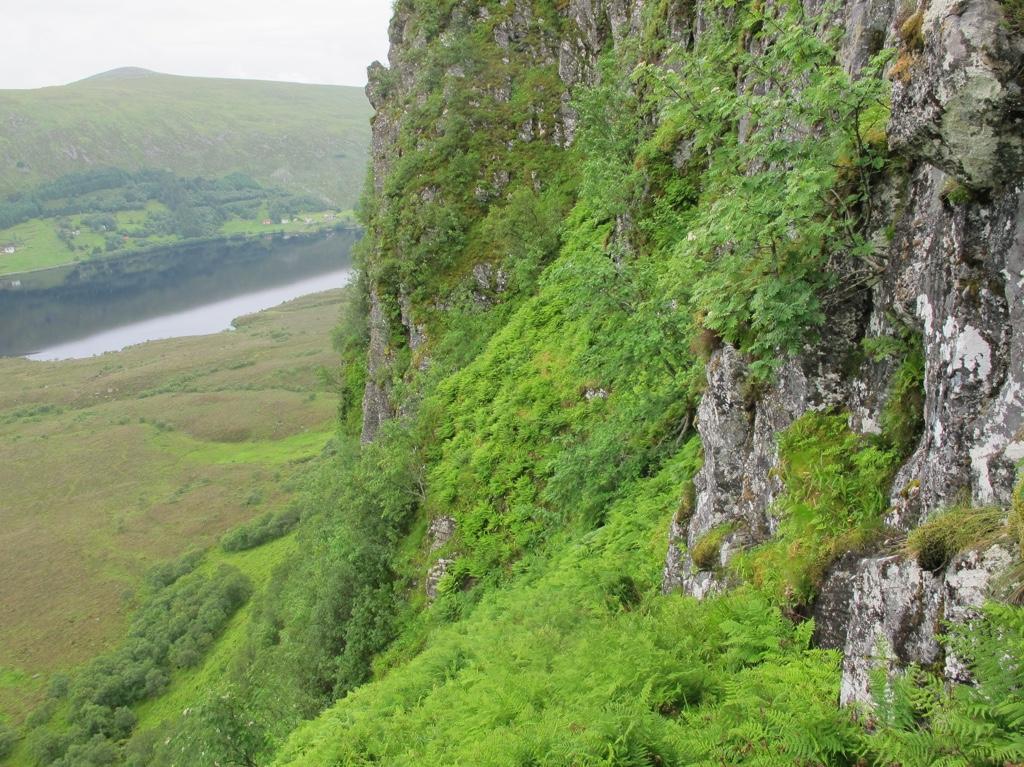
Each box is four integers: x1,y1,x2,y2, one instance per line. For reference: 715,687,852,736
0,288,344,734
0,168,355,277
4,0,1024,765
0,69,371,207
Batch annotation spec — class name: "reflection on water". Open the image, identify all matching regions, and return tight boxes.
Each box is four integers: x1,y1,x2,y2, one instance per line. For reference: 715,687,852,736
0,231,358,359
29,269,353,361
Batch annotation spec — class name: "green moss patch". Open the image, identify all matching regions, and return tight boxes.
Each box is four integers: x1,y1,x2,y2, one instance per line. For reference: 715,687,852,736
691,524,734,572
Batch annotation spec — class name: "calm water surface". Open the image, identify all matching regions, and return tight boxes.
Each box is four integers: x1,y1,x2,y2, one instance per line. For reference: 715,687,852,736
0,231,357,360
29,268,352,361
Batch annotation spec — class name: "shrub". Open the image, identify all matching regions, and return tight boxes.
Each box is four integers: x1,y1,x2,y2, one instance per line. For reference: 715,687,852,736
602,574,642,611
112,707,138,740
47,673,70,700
644,7,892,377
145,549,204,590
0,720,17,759
220,506,301,552
153,684,273,767
60,733,120,766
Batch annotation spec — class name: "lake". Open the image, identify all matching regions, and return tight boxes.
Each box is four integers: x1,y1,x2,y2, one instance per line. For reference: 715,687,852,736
0,230,357,360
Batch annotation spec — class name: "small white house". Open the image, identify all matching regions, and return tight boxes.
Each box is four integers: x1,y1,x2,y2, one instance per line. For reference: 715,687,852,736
2,245,16,255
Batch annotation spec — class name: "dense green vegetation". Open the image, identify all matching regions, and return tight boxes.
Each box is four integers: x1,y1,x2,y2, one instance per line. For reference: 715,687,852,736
0,168,321,234
0,167,352,276
0,69,371,206
0,289,345,741
220,508,301,553
23,561,251,766
5,2,1022,766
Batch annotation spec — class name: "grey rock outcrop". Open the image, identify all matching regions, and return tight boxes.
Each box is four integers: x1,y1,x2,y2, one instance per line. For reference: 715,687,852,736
360,0,689,445
838,0,896,73
425,516,458,600
360,288,395,444
360,11,414,443
425,558,456,601
662,345,779,596
667,163,1023,700
883,167,1022,529
888,0,1024,189
838,555,944,706
661,0,1023,708
663,298,866,593
837,543,1015,705
941,543,1015,682
427,515,457,552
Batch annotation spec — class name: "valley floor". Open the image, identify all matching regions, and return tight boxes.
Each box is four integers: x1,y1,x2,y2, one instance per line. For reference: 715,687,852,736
0,289,343,724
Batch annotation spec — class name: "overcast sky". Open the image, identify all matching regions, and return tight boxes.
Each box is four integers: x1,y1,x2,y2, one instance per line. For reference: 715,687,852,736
3,0,394,90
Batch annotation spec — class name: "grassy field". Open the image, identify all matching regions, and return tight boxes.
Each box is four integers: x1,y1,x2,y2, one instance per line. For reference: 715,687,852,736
0,206,356,277
0,68,371,207
0,288,344,724
0,220,70,274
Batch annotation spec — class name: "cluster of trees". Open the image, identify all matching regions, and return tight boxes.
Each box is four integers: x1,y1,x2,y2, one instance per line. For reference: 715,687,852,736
97,417,424,767
24,557,252,766
220,506,301,552
0,167,322,242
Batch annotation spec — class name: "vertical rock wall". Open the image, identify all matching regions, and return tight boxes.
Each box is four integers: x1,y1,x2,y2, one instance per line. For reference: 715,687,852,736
661,0,1022,704
364,0,1022,705
360,0,659,442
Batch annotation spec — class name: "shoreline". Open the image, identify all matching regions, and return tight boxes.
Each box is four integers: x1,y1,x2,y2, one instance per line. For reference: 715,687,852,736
0,224,361,292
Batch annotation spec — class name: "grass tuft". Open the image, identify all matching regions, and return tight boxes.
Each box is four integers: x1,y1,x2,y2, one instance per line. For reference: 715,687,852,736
941,178,976,206
691,524,733,572
905,505,1006,573
1001,0,1024,33
899,9,925,50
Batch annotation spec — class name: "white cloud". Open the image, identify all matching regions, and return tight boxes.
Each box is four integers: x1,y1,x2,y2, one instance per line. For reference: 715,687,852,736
2,0,394,89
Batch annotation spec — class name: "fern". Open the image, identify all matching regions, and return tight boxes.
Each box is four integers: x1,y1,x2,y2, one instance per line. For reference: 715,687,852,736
865,603,1024,766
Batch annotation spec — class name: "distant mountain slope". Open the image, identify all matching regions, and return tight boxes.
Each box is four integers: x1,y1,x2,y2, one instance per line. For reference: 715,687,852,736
0,69,372,207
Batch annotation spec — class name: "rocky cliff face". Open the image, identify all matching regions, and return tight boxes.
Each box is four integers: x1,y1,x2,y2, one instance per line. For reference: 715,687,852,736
364,0,1022,703
661,0,1023,702
360,0,565,441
